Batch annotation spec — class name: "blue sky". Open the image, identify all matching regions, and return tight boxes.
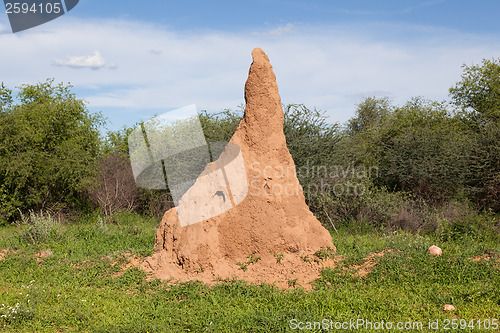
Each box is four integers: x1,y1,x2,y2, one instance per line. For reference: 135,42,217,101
73,0,499,35
1,0,500,132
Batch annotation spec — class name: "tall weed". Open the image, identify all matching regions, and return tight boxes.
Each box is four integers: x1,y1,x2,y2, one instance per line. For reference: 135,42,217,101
15,210,61,244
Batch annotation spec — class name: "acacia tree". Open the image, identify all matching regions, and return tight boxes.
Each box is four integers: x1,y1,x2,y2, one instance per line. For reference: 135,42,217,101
283,104,342,170
0,80,103,223
450,58,500,121
346,97,392,136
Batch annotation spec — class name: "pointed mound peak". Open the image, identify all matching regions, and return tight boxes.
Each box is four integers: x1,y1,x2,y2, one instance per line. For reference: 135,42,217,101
240,48,284,148
251,48,271,66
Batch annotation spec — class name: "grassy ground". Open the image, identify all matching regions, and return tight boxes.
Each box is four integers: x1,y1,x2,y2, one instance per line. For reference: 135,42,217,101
0,212,499,332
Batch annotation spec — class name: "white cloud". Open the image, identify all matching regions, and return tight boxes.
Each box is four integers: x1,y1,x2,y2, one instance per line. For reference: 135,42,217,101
53,51,113,69
1,18,500,130
266,23,294,36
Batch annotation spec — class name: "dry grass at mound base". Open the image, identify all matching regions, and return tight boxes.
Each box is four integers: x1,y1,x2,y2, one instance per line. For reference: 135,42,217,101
141,249,394,289
2,246,432,289
142,250,339,290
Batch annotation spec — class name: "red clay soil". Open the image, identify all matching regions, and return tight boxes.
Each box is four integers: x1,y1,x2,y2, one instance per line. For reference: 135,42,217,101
143,48,335,289
0,248,11,261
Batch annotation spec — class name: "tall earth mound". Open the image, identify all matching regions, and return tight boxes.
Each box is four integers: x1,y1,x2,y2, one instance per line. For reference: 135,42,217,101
145,48,335,288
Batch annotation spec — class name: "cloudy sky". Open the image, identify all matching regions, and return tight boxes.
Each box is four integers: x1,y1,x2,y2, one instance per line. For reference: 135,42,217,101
1,0,500,131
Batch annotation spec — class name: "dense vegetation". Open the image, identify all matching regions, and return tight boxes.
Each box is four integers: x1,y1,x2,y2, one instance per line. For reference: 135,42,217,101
0,80,103,222
1,58,499,236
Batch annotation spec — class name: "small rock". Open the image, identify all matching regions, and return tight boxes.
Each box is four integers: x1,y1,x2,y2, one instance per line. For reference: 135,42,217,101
443,304,455,311
429,245,442,256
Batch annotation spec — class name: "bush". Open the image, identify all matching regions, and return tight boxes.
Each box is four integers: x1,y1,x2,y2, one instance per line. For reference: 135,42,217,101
467,121,500,212
343,97,477,203
449,58,500,121
449,58,500,211
15,210,61,244
284,104,341,164
307,177,410,233
438,206,499,242
346,97,392,136
0,80,103,223
136,189,173,218
101,126,174,218
199,108,242,143
89,152,140,217
482,172,500,212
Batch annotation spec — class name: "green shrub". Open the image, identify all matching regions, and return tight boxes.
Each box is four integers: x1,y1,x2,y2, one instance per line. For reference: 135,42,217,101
15,210,61,244
449,58,500,212
0,80,103,222
308,177,411,233
199,108,242,143
438,207,499,243
344,97,476,203
283,104,342,171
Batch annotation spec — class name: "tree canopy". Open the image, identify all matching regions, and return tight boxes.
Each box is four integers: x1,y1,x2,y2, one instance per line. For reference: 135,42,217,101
450,58,500,121
0,80,103,223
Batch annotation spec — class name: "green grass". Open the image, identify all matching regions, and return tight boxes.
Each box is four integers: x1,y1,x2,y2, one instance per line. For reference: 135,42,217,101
0,212,499,332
